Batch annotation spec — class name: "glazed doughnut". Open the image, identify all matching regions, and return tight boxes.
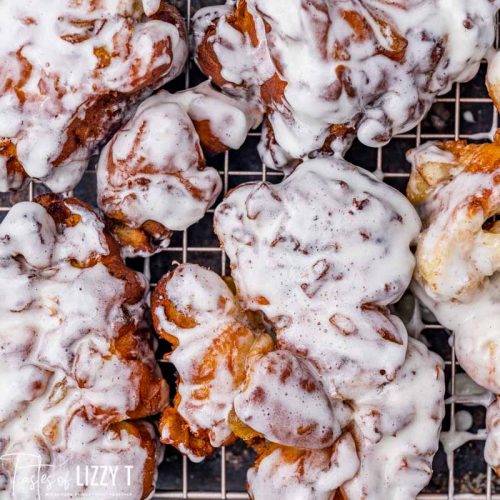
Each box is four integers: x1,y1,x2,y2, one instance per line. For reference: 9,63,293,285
151,263,357,497
194,0,498,169
408,135,500,391
97,83,259,256
0,196,167,498
408,136,500,300
214,156,421,400
152,156,444,498
0,0,187,192
408,135,500,472
151,263,271,461
211,157,444,498
151,271,444,498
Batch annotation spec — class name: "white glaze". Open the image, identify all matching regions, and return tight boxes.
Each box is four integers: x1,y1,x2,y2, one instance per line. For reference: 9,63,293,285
440,429,487,466
194,0,498,169
234,349,342,449
215,156,421,400
1,417,158,500
160,81,261,150
409,138,500,472
409,144,499,301
0,200,164,498
154,264,254,458
247,433,359,500
450,372,495,408
454,410,474,432
487,48,500,110
97,90,223,256
486,398,500,471
0,0,187,191
344,339,445,500
423,278,500,393
210,156,444,498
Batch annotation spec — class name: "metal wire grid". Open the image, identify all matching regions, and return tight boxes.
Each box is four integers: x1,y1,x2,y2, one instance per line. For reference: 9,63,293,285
0,1,496,499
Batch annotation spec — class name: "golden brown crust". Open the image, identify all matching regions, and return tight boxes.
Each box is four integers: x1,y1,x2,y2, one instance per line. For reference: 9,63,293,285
110,420,160,499
36,194,168,420
197,0,259,91
159,402,219,459
192,119,230,156
407,131,500,206
152,273,198,342
106,216,174,257
151,266,272,460
53,92,128,168
0,139,28,190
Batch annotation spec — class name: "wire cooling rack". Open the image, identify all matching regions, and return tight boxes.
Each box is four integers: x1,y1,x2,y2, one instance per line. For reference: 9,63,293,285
0,1,497,498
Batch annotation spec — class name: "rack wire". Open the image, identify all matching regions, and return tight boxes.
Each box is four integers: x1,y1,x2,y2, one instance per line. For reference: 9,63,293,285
0,1,496,499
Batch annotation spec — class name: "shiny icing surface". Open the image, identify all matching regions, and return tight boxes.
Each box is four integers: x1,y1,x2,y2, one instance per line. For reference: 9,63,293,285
153,156,445,499
0,0,187,192
215,156,421,400
194,0,499,169
152,264,259,461
154,264,445,499
158,81,262,154
248,433,360,500
97,82,259,257
234,349,341,450
408,135,500,473
0,197,166,499
344,339,445,499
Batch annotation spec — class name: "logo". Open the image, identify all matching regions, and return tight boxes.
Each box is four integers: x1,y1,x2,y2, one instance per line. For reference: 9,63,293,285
0,453,134,498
